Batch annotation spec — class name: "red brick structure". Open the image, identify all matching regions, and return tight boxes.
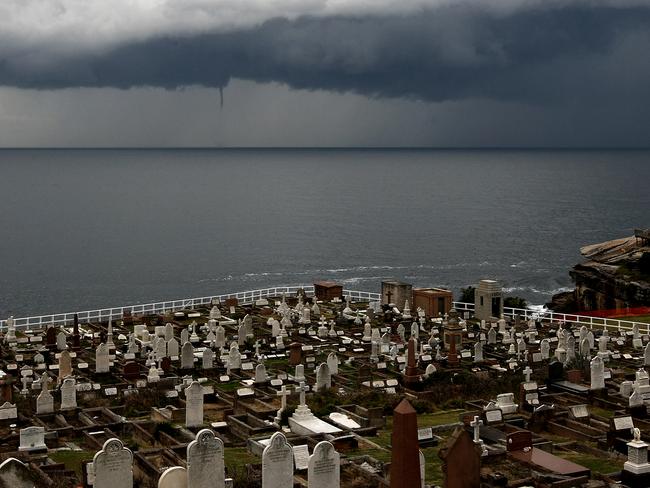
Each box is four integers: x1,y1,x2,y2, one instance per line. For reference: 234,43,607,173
314,281,343,301
390,399,421,488
412,287,453,318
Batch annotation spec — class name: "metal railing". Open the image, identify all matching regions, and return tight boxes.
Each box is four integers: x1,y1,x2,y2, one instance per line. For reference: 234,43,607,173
0,286,382,330
452,301,650,335
4,291,644,334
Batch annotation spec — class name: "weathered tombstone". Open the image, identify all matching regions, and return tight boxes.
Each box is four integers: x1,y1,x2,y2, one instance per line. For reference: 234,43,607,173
164,323,174,342
56,331,67,351
167,338,180,358
473,341,483,363
181,342,194,370
187,429,225,488
0,458,37,487
294,364,306,382
36,373,54,415
185,381,204,428
262,432,294,488
19,426,46,452
590,356,605,390
93,438,133,488
158,466,187,488
95,343,110,374
215,325,226,348
0,402,18,420
58,350,72,380
237,323,247,346
307,441,339,488
60,377,77,410
202,348,214,370
255,363,268,384
228,344,241,370
540,339,550,359
181,328,189,346
487,327,496,345
315,363,331,391
326,353,338,375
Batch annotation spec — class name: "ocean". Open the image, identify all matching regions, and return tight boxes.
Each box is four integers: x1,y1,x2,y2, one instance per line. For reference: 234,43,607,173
1,148,648,317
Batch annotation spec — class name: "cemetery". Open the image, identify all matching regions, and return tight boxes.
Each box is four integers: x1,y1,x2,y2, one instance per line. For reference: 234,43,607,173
0,279,650,487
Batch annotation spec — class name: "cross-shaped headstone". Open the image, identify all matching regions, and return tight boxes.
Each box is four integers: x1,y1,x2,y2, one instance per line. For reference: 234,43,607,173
276,385,290,410
470,415,483,444
295,381,308,407
523,366,533,383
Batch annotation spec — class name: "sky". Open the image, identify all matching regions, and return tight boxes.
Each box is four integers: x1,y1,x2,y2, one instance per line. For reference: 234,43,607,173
1,0,650,147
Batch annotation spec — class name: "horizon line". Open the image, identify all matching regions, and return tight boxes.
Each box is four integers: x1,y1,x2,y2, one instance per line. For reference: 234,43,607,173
1,146,650,151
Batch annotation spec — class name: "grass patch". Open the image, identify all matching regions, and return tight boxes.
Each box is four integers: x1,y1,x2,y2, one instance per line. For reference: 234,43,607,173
218,381,242,393
224,447,258,469
50,450,95,478
555,452,624,475
590,406,615,419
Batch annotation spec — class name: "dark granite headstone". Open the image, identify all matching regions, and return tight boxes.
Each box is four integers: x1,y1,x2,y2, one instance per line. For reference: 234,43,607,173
548,361,564,383
123,361,140,380
390,399,422,488
161,357,172,374
506,430,532,452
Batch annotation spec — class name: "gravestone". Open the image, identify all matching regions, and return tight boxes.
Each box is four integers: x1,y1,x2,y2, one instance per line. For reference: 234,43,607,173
60,377,77,410
326,353,338,375
391,399,421,488
36,373,54,414
123,362,140,380
167,338,180,358
0,402,17,420
473,341,483,362
158,466,187,488
93,438,133,488
202,348,214,370
294,364,306,382
308,441,339,488
228,344,241,370
95,343,110,374
540,339,550,359
181,342,195,370
262,432,293,488
0,458,37,488
487,327,496,345
59,350,72,380
19,426,46,452
293,445,310,471
185,381,204,428
187,429,225,488
56,331,67,351
255,363,268,384
590,356,605,390
215,326,226,348
316,363,332,391
46,327,57,348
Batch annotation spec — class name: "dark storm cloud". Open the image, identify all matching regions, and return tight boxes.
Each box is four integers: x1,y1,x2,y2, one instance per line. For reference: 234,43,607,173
2,4,650,105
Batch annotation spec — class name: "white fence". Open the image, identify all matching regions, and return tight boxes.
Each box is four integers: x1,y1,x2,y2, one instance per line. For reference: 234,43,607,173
452,301,650,335
2,290,647,334
0,286,382,330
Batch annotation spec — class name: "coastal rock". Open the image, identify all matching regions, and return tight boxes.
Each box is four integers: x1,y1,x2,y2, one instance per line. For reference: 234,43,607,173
548,230,650,312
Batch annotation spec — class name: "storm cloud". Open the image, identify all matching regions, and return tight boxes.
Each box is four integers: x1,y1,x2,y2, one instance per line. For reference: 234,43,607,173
2,2,650,107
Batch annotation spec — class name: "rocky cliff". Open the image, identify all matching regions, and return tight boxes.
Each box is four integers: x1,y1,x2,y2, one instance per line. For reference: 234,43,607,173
548,232,650,313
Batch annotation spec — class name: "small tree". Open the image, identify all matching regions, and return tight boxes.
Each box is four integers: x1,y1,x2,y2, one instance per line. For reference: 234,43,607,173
504,296,528,309
458,286,475,303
